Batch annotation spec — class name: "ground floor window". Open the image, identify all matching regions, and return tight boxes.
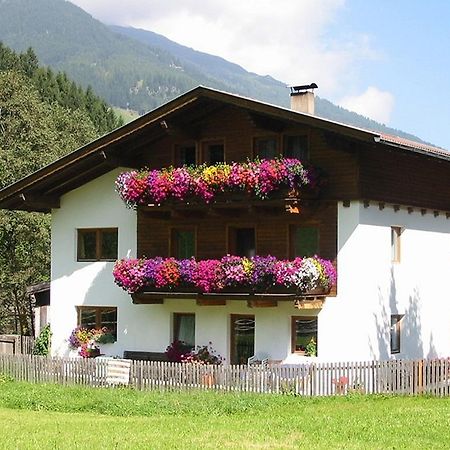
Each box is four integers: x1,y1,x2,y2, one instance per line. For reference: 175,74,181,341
77,306,117,340
390,314,403,354
230,314,255,364
173,313,195,349
291,316,318,356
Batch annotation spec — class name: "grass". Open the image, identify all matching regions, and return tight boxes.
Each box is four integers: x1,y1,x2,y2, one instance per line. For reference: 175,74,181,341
0,380,449,449
113,106,140,124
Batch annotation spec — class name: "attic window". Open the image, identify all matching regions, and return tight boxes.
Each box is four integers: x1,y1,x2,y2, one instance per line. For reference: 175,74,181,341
284,135,309,161
203,141,225,164
176,144,197,166
254,137,279,159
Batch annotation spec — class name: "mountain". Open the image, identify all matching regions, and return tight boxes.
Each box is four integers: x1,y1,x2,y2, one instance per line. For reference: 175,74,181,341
0,0,427,144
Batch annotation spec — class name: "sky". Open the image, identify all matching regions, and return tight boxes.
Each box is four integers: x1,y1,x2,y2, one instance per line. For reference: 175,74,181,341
70,0,450,150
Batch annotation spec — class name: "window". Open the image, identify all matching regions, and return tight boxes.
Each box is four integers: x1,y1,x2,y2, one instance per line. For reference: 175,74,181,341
176,143,197,166
230,314,255,364
253,137,279,159
77,228,118,261
291,316,318,355
228,227,256,258
173,313,195,349
203,141,225,164
391,226,403,263
390,314,403,354
171,228,196,259
284,135,309,161
290,226,319,258
77,306,117,340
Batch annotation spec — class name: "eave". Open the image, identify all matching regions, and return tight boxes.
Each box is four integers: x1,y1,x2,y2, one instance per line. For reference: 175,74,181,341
0,85,447,213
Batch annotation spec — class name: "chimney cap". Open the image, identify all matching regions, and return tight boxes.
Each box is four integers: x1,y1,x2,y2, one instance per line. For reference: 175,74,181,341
290,83,318,95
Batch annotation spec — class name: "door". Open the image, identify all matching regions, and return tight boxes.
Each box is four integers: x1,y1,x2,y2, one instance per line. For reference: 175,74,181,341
230,314,255,364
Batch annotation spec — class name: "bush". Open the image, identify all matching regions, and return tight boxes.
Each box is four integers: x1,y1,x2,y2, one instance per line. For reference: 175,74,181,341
33,324,51,356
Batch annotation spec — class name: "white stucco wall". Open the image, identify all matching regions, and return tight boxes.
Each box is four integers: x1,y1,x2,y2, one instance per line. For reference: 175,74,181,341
319,201,450,361
51,181,450,362
51,169,137,356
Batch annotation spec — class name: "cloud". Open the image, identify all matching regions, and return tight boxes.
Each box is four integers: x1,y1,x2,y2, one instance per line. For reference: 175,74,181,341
338,87,395,124
69,0,379,97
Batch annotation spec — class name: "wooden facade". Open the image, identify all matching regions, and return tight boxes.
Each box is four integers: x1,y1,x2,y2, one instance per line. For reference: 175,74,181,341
133,104,363,265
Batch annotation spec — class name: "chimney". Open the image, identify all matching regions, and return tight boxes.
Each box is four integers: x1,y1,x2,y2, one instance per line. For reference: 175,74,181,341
289,83,318,115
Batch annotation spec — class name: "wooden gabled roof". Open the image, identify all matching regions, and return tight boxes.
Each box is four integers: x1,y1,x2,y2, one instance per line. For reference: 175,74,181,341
0,86,448,213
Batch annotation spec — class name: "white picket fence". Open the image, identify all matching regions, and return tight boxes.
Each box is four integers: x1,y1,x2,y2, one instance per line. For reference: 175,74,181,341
0,354,449,396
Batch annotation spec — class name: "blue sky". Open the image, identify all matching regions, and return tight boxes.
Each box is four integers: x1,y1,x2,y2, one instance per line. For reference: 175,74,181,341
72,0,450,149
329,1,450,149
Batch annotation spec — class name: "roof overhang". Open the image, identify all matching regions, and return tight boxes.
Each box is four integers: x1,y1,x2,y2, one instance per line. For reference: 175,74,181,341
0,86,448,212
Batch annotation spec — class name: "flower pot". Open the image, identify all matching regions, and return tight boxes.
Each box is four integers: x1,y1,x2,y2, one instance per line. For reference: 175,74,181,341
202,373,215,387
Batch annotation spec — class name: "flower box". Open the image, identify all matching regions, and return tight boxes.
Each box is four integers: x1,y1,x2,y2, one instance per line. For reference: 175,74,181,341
116,158,321,209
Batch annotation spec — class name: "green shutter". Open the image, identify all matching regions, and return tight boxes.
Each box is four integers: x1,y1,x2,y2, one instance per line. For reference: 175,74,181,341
294,227,319,257
177,230,195,259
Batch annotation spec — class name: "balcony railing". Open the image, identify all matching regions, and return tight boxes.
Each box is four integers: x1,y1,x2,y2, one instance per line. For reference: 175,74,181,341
113,255,336,302
115,158,322,209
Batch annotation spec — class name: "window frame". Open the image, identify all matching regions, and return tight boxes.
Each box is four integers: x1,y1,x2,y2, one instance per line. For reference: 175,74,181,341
390,314,403,354
391,226,403,263
173,312,196,349
77,305,118,341
201,139,225,164
77,228,118,262
291,315,318,355
283,134,310,161
169,226,197,259
174,142,197,167
289,224,320,259
227,225,257,258
252,135,280,159
230,314,255,365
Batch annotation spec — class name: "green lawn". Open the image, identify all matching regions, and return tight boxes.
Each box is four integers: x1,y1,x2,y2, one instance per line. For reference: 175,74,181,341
0,380,449,449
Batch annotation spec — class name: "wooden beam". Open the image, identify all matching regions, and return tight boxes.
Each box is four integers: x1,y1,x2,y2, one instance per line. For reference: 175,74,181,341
196,298,227,306
294,299,325,309
19,193,60,209
247,299,278,308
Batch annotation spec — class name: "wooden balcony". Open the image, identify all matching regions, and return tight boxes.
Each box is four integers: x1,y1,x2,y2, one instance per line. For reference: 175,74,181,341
139,188,320,219
131,286,329,309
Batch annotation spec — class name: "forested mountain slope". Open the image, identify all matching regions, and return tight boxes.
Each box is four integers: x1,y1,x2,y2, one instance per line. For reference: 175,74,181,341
0,0,426,143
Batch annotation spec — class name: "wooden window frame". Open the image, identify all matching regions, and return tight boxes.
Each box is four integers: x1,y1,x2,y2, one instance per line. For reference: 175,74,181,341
201,139,226,164
390,314,403,354
77,306,118,341
283,133,310,161
173,312,195,349
77,228,118,262
174,142,198,167
288,224,320,259
169,226,197,259
227,225,257,257
252,135,281,159
230,314,255,365
291,316,318,355
391,226,403,263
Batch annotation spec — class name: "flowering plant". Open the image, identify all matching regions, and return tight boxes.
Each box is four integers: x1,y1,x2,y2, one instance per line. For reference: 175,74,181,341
113,255,336,295
68,326,115,358
165,339,192,362
181,342,223,365
116,158,319,208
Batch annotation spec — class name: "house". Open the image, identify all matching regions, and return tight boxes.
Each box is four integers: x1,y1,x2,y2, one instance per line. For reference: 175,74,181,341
0,85,449,363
